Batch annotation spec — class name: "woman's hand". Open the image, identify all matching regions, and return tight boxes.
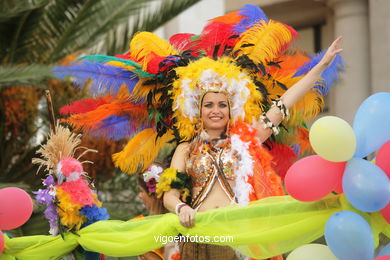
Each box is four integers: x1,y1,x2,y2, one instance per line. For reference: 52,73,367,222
319,36,343,67
179,205,196,228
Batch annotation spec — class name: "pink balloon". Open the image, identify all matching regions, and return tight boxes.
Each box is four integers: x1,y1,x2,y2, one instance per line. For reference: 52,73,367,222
0,230,4,254
0,187,33,230
381,202,390,224
285,155,347,201
333,166,344,194
377,141,390,179
375,256,390,260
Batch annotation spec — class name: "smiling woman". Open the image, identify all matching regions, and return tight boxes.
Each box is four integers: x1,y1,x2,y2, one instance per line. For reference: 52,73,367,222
52,4,345,259
161,37,343,260
201,92,230,136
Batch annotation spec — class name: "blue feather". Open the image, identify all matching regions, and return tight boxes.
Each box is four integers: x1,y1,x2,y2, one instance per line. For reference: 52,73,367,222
291,144,301,156
53,61,139,95
80,205,109,227
233,4,268,34
90,115,151,140
294,51,344,96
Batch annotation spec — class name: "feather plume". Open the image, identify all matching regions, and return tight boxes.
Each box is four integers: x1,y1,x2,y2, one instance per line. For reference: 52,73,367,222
59,96,112,115
295,52,344,96
90,115,151,140
63,103,149,132
77,55,142,69
267,51,310,78
32,124,95,174
53,61,139,95
233,4,268,33
268,143,297,179
233,20,295,64
197,22,237,57
129,32,177,71
211,11,242,25
112,129,175,174
169,33,196,51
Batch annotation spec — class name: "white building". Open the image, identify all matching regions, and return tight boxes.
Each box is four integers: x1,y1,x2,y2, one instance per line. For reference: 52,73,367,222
161,0,390,123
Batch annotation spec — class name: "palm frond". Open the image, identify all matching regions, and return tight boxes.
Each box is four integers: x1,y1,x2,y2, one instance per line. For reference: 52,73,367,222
0,0,48,21
97,0,201,55
0,64,54,87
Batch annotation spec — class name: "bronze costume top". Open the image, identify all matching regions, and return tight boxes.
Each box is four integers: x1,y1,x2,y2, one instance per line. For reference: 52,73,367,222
186,137,239,210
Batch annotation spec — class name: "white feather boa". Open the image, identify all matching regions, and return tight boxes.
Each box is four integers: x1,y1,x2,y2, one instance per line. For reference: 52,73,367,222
231,134,254,206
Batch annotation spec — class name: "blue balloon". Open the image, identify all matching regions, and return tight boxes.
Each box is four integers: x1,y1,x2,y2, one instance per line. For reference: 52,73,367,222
353,92,390,158
378,243,390,256
343,158,390,212
325,211,374,260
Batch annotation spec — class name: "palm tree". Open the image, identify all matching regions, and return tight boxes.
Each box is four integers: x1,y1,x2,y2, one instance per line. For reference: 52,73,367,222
0,0,201,235
0,0,201,86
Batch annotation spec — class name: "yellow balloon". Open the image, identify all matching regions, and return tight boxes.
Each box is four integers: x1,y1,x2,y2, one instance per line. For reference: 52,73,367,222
309,116,356,162
287,244,338,260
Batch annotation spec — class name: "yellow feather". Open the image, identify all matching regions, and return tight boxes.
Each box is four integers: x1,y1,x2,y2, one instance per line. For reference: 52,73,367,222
233,20,293,64
129,32,177,71
112,128,175,174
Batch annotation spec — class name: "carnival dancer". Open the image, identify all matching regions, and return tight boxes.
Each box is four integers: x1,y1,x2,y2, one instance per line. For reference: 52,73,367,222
54,4,345,259
160,37,342,259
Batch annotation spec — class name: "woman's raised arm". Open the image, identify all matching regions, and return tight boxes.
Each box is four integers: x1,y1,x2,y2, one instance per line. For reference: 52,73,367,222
256,36,343,142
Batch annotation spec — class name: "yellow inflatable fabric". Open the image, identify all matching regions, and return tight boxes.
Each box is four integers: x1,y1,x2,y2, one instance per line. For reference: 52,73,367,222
1,195,388,260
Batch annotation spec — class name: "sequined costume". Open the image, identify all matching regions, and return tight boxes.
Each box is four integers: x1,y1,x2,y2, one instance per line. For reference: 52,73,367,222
186,137,238,210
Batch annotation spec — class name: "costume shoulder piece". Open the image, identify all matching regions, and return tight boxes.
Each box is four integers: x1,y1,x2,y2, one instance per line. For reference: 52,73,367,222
54,4,344,176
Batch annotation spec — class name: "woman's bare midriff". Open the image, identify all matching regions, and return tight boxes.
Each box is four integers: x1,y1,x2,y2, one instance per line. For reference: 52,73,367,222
194,180,235,212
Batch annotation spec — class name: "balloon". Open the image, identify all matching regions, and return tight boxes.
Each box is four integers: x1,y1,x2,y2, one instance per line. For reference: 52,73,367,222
376,256,390,260
285,155,346,201
309,116,356,162
286,244,338,260
343,158,390,212
381,202,390,224
0,187,33,230
0,231,3,254
377,141,390,178
325,211,374,260
378,243,390,257
353,92,390,158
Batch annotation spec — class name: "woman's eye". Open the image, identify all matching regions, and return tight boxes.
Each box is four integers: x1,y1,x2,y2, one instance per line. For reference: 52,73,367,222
219,103,227,108
204,103,212,108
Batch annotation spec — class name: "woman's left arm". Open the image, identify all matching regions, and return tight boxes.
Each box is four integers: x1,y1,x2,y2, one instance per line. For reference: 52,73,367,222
256,36,343,142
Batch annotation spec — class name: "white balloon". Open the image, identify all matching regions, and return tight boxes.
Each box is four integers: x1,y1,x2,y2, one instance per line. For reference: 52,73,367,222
287,244,338,260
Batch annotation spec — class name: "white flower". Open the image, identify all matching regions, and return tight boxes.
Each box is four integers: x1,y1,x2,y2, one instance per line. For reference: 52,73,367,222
143,165,163,182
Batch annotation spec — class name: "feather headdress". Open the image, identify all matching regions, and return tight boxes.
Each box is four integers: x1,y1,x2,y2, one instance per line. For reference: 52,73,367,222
54,4,344,174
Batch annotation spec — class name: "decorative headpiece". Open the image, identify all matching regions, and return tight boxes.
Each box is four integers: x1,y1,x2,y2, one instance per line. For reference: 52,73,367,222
54,4,344,175
32,124,109,235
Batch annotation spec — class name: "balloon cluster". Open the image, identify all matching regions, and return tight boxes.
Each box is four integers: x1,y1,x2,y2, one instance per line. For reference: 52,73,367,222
0,187,33,253
285,93,390,260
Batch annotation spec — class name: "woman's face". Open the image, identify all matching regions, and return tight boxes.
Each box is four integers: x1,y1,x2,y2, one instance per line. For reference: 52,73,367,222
201,92,230,132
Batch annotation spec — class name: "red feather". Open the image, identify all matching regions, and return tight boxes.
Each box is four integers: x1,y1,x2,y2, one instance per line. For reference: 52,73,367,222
196,22,238,57
169,33,196,51
60,96,112,115
114,52,131,60
268,142,298,180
